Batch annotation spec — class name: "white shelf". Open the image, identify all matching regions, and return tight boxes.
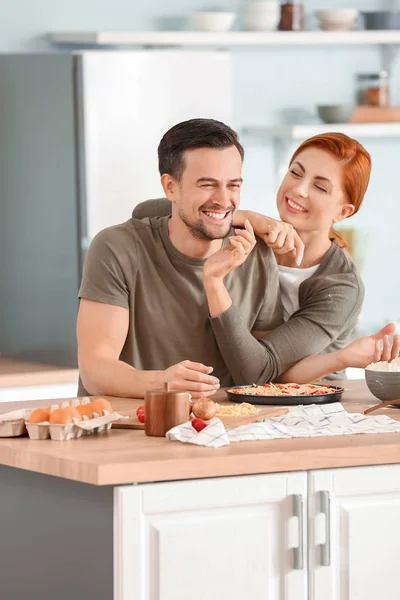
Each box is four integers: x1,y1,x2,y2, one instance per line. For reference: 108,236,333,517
49,30,400,47
244,122,400,140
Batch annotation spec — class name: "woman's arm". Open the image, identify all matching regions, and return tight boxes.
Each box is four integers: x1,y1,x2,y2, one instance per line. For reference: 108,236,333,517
233,210,304,266
210,272,364,385
279,323,399,383
132,198,171,220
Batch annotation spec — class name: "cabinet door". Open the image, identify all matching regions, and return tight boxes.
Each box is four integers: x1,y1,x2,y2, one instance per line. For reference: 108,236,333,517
309,465,400,600
114,472,307,600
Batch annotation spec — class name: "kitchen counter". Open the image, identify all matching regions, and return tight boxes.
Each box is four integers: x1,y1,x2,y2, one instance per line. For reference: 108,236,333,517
2,379,400,600
0,379,399,486
0,358,78,388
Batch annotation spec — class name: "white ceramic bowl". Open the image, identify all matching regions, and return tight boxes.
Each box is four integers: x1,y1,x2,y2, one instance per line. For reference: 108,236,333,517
315,9,358,24
191,11,236,32
317,20,355,31
244,10,280,30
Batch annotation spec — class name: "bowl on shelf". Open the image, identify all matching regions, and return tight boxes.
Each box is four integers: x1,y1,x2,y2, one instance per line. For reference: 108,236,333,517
362,11,400,30
317,104,354,124
365,368,400,402
191,11,236,32
244,11,279,30
243,1,280,31
315,9,359,31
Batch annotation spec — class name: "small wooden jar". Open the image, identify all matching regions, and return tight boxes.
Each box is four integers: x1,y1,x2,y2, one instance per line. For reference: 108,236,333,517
144,382,191,437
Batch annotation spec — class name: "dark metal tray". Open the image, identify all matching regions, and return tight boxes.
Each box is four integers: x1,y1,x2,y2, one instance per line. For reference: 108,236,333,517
226,385,344,406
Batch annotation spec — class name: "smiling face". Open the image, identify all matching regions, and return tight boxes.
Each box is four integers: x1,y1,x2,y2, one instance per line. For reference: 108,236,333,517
277,147,355,235
162,145,243,240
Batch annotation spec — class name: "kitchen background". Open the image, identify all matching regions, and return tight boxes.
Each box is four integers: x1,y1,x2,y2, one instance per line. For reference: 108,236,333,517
1,0,400,369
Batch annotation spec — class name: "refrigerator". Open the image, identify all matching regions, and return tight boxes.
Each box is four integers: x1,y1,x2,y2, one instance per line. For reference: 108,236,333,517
0,51,233,365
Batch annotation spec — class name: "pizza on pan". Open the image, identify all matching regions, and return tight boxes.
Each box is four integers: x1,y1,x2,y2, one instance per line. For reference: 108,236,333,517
227,382,336,397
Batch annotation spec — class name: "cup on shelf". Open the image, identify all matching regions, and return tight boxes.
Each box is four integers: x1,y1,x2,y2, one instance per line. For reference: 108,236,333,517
362,11,400,30
243,1,280,31
317,104,354,124
191,11,236,32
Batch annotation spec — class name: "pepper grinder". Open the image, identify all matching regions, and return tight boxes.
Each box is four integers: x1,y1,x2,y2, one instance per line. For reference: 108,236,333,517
278,0,304,31
144,382,191,437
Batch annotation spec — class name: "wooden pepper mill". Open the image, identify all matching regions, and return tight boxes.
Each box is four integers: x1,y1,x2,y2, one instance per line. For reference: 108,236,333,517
144,382,191,437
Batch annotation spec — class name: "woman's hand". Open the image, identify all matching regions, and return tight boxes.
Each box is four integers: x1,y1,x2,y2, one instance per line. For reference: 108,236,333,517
338,323,400,369
263,221,304,267
203,219,256,281
234,210,304,266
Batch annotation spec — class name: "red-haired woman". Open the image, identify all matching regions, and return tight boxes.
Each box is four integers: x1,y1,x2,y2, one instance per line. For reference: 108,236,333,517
203,132,399,383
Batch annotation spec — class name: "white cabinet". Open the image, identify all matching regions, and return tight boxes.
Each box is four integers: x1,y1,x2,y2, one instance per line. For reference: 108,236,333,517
309,465,400,600
114,464,400,600
114,472,307,600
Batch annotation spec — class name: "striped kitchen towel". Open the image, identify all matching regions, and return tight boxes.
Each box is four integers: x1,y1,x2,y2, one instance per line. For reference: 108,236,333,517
166,402,400,448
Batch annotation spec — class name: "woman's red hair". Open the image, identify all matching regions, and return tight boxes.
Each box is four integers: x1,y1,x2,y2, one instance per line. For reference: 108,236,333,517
289,133,371,249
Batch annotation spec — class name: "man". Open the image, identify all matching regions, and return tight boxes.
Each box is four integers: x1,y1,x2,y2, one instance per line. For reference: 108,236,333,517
77,118,285,398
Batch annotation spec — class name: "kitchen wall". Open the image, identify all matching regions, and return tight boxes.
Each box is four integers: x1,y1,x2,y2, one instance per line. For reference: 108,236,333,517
1,0,399,334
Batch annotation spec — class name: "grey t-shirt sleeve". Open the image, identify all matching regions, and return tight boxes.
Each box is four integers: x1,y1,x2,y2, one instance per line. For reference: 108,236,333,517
210,250,283,383
78,227,135,310
209,271,364,385
210,304,282,383
132,198,171,220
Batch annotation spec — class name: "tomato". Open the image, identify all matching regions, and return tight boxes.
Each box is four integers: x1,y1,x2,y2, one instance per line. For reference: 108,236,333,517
136,405,145,417
192,418,207,432
137,411,145,423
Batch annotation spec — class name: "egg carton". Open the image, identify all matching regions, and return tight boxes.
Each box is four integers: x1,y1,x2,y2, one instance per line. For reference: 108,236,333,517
0,398,126,440
26,410,125,441
0,408,32,437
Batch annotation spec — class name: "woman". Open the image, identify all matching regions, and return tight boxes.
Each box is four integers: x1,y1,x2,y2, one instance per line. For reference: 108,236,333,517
133,133,399,382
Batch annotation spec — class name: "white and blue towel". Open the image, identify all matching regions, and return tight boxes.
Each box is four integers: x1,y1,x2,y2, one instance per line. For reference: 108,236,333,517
166,402,400,448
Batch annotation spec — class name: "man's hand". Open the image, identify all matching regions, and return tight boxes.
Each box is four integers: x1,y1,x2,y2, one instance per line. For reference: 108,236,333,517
339,323,400,369
203,219,256,281
159,360,220,398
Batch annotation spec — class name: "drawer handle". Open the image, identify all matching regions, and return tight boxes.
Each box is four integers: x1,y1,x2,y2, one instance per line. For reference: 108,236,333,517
320,491,331,567
293,494,304,570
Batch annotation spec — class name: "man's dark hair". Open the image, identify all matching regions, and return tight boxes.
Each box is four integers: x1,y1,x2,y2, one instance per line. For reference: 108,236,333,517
158,118,244,180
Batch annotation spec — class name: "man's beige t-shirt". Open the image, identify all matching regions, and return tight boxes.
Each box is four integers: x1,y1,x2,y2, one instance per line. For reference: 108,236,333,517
78,216,282,394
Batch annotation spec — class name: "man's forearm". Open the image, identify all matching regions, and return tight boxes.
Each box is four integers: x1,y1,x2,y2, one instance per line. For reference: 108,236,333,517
278,350,348,383
203,277,232,318
80,356,163,398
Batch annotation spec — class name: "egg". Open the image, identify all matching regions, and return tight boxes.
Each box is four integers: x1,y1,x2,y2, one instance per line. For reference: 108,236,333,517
76,402,97,419
49,406,82,424
91,398,113,415
28,407,51,423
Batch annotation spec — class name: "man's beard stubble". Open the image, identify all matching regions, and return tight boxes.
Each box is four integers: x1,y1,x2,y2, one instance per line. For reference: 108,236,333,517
178,206,234,241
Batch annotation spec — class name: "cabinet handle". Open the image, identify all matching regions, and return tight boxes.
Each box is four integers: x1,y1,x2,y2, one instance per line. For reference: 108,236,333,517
320,491,331,567
292,494,304,570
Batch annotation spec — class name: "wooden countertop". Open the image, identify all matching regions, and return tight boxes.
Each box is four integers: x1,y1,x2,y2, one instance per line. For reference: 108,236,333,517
0,359,78,388
0,380,399,486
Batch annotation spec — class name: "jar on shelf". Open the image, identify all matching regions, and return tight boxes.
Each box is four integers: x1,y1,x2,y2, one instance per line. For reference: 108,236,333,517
356,72,390,108
278,0,304,31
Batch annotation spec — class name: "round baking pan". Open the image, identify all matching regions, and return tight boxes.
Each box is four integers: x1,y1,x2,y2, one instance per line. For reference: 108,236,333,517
226,385,344,405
